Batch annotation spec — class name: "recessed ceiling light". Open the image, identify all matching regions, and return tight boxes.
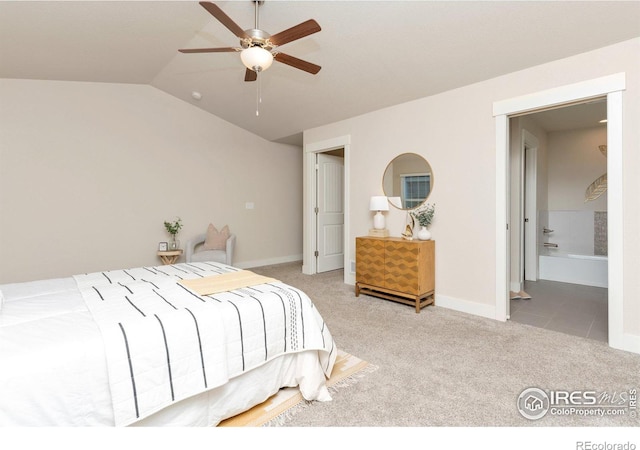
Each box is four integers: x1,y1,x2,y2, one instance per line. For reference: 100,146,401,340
191,91,202,101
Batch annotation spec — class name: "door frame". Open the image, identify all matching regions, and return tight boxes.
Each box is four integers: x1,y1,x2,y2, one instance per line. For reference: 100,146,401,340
316,152,345,273
494,73,629,352
522,131,538,283
509,128,538,300
303,135,351,282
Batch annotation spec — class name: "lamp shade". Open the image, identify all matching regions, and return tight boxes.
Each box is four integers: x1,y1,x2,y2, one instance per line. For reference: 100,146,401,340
240,46,274,72
369,196,389,211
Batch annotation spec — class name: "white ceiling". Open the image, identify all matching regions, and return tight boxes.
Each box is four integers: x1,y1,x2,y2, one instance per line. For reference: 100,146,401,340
526,99,608,133
1,1,638,145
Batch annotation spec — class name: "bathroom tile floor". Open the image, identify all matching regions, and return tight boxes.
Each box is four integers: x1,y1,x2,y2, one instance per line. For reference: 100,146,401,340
509,280,608,343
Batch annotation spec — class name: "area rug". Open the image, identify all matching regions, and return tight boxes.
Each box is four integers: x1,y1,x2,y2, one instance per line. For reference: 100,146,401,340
218,350,377,427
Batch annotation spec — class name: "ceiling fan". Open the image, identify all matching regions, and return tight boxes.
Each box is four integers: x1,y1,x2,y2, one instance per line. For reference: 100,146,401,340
179,1,321,82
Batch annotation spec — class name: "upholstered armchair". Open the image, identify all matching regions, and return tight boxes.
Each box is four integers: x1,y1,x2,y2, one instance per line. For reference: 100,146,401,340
185,233,236,266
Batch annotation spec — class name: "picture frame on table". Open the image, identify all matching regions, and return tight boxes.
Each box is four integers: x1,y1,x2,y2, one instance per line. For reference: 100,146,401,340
158,242,168,252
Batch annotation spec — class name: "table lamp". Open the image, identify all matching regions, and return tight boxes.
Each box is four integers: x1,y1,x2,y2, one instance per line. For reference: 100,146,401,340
369,196,389,237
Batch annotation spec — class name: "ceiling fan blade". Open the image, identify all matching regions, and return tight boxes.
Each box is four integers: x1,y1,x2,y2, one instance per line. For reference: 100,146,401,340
269,19,321,47
199,1,249,39
274,53,321,75
244,68,257,82
179,47,238,53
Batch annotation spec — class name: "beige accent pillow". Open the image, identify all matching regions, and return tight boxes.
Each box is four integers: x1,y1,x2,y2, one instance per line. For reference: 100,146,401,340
203,224,230,250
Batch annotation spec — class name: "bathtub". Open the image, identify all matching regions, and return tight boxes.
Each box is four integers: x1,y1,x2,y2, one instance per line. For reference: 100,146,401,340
538,252,608,288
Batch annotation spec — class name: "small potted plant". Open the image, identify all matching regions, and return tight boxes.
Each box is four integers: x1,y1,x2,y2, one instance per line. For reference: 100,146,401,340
410,203,435,240
164,217,183,250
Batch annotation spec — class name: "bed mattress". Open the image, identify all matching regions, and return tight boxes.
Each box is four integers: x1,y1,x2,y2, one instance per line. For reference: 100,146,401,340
0,262,335,426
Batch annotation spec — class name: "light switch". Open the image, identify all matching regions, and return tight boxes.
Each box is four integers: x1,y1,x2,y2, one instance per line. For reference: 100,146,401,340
245,202,254,210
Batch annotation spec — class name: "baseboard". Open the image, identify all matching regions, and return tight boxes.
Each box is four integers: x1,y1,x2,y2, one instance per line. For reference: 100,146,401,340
345,272,356,286
236,254,303,270
610,332,640,355
435,294,496,320
623,333,640,354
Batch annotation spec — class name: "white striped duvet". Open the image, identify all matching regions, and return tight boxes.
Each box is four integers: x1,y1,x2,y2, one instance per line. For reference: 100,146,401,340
73,261,336,426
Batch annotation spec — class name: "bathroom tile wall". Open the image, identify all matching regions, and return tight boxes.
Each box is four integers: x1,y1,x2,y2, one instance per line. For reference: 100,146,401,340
594,211,608,256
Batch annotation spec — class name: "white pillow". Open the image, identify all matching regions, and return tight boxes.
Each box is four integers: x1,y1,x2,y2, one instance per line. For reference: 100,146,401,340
0,289,4,313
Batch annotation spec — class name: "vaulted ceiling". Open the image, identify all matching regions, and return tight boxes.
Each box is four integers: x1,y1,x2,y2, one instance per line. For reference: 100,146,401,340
1,1,638,145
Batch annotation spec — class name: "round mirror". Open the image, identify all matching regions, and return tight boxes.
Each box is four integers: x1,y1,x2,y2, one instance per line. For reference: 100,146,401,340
382,153,433,210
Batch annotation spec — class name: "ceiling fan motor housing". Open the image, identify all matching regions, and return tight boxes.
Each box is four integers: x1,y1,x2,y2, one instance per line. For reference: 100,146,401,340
242,28,274,51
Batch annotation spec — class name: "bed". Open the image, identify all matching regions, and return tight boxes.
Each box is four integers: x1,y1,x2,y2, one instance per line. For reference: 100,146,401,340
0,261,336,426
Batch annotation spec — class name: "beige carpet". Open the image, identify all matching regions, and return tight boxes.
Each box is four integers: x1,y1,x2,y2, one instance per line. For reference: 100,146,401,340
248,262,640,428
218,350,376,427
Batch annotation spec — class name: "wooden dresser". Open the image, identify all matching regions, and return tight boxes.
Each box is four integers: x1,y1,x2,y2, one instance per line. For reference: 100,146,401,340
355,236,435,313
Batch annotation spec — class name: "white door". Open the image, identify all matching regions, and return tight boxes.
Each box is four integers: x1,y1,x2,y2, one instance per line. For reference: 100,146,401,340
316,153,344,272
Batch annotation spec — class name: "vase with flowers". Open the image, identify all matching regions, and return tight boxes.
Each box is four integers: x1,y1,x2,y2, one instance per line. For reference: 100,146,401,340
164,217,183,250
410,203,435,240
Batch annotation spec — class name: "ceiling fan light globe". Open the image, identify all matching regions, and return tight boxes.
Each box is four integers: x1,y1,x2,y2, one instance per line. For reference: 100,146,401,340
241,46,273,72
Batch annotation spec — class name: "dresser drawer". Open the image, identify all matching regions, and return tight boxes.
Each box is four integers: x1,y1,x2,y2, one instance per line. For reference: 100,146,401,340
384,240,420,294
355,237,385,285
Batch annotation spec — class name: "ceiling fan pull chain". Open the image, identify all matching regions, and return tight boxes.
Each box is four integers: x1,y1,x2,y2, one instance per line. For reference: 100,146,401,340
256,73,261,116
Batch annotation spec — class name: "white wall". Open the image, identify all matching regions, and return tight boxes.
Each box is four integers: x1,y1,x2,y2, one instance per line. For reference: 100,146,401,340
304,38,640,338
547,126,608,211
0,79,303,283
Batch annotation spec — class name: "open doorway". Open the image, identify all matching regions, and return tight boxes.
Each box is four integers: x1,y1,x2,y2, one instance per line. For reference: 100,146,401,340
303,135,351,282
493,73,627,352
508,100,609,342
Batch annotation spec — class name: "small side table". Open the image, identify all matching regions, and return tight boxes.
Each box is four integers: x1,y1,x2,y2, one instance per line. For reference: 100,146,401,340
157,249,183,265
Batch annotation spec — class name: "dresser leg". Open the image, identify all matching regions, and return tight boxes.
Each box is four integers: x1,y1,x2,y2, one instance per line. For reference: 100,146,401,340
355,283,360,297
